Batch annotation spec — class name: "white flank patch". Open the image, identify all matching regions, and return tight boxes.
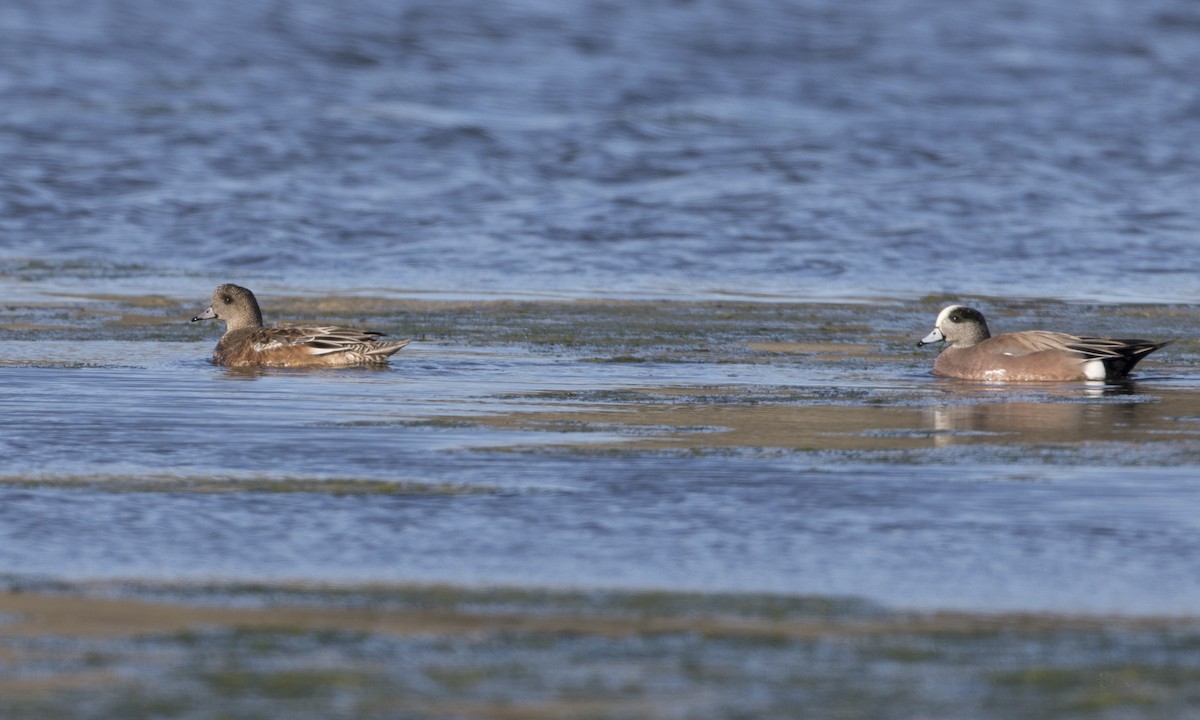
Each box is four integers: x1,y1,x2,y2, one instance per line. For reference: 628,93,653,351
252,340,285,352
982,369,1007,381
1082,359,1107,381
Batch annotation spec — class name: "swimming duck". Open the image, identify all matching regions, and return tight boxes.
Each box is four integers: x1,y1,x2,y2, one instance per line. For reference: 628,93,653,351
917,305,1171,382
192,283,410,367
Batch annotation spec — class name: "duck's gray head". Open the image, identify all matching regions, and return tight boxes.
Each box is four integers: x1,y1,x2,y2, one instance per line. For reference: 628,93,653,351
191,283,264,331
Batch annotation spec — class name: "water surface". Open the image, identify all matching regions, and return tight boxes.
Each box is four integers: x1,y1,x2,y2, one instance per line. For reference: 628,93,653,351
5,2,1200,712
2,0,1200,301
1,297,1197,618
2,0,1200,625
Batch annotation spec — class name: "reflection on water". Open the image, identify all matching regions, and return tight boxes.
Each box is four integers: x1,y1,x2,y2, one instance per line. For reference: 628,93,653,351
927,382,1177,447
451,378,1200,457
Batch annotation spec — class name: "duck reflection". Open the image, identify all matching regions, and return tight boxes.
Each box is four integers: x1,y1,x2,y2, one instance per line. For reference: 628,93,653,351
926,381,1196,447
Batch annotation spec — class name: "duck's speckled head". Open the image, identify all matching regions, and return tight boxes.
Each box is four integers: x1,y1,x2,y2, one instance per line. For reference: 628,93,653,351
917,304,991,348
191,283,264,331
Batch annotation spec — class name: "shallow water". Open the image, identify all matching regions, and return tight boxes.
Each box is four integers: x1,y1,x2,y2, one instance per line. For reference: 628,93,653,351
2,0,1200,626
0,297,1197,619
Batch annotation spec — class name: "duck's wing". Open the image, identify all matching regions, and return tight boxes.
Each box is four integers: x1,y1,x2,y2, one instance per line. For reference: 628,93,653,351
1064,335,1173,361
985,331,1088,357
271,325,410,359
992,331,1172,362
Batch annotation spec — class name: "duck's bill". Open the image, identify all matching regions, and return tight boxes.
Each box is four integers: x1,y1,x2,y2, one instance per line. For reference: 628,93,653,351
191,306,217,322
917,327,944,346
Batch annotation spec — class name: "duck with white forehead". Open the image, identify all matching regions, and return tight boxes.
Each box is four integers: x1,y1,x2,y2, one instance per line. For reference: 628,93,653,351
917,305,1171,382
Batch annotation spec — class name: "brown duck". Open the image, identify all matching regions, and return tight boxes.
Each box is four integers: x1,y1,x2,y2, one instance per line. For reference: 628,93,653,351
192,284,410,367
917,305,1171,382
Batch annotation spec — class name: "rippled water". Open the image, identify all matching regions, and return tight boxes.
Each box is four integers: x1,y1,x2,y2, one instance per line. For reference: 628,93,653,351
3,0,1200,620
1,299,1198,616
4,0,1200,300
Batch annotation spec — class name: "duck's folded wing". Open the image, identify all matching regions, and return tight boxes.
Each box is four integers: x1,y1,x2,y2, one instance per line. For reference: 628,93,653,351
245,325,381,353
988,331,1087,357
997,331,1167,361
287,325,389,355
1064,336,1173,360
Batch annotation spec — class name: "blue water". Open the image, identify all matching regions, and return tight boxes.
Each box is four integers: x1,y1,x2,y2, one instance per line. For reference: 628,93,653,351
3,0,1200,301
0,335,1196,615
2,0,1200,617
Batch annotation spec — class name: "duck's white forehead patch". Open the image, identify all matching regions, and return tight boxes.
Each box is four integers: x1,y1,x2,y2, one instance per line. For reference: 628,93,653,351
936,305,969,327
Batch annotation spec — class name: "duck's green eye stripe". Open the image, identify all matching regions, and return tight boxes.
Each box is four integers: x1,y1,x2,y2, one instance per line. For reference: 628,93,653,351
953,308,984,324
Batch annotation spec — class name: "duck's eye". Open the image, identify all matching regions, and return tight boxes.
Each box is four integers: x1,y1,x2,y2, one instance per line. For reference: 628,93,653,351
949,314,961,323
221,295,233,304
